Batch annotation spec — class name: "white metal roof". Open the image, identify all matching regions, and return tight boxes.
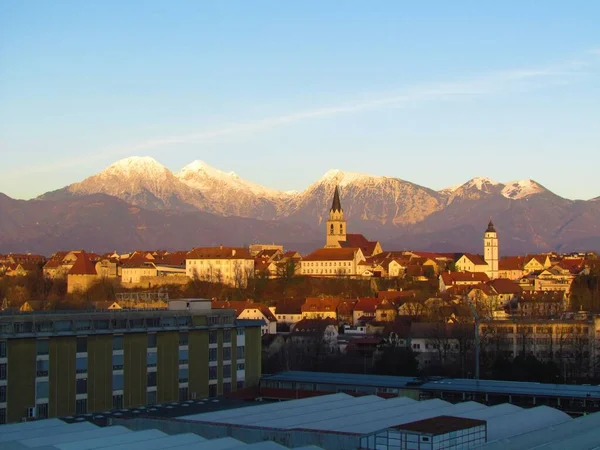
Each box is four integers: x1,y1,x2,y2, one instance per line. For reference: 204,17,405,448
18,425,130,447
0,418,66,435
55,429,167,450
267,396,418,430
0,422,98,443
300,398,448,432
479,410,600,449
455,403,522,421
181,393,350,422
485,405,572,442
168,437,244,449
239,394,386,427
97,432,205,450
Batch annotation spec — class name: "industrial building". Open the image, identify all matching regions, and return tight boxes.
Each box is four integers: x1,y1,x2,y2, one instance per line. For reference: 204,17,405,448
0,299,263,424
260,371,600,415
3,393,600,449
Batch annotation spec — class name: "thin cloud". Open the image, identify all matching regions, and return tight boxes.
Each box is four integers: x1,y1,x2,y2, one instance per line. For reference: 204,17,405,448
4,58,591,178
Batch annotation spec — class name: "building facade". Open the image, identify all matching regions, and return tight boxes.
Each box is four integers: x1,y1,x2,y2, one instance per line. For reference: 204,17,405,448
186,246,254,287
0,301,262,424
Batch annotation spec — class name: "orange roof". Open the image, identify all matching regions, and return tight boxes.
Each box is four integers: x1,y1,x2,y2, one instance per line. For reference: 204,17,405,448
489,278,522,294
340,234,379,256
275,298,306,315
461,253,488,266
68,252,97,276
303,248,360,262
354,297,381,313
301,297,342,313
187,246,251,259
499,256,525,271
441,271,489,285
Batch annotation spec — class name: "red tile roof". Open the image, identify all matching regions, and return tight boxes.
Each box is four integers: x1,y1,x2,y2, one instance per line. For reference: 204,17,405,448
441,271,490,285
303,248,360,262
499,256,525,271
68,252,97,276
275,298,306,315
339,234,379,256
461,253,488,266
354,297,381,313
489,278,522,294
292,318,337,333
301,297,343,313
187,247,251,259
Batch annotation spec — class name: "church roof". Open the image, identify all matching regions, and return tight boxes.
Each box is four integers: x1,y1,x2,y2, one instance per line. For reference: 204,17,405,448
486,219,496,233
331,185,342,212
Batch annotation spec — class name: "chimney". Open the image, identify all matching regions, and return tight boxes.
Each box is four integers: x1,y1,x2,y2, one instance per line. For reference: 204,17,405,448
219,244,223,250
232,249,236,256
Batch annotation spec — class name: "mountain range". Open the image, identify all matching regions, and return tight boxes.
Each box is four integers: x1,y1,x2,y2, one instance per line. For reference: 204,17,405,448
2,156,600,255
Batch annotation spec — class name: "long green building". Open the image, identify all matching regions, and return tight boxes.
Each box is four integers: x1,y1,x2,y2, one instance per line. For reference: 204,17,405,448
0,299,262,424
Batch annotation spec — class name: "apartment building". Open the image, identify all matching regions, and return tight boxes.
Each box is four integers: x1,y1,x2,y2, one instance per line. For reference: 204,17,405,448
0,299,262,424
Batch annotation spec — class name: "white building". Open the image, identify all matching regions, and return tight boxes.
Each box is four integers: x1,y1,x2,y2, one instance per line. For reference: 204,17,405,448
186,246,254,287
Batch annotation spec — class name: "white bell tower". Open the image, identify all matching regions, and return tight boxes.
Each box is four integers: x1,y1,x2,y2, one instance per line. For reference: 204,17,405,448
483,219,499,279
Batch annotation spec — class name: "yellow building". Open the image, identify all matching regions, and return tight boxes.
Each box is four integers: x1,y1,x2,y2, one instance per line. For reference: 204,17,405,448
186,246,254,287
0,301,262,424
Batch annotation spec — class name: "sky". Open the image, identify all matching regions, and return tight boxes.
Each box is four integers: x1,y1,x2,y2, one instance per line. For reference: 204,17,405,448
1,1,600,200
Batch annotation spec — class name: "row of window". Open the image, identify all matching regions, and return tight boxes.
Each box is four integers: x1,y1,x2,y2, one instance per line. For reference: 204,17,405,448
302,268,351,274
304,261,352,267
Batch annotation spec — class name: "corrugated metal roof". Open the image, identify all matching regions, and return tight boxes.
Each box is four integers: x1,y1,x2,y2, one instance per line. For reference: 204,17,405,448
0,422,97,443
56,429,167,450
18,425,130,447
480,411,600,449
99,432,205,450
485,406,572,442
0,418,65,435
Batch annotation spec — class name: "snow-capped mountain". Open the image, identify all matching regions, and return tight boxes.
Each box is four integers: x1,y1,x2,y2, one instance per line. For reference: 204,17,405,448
176,160,290,219
40,156,208,212
27,156,600,255
501,179,547,200
282,169,446,232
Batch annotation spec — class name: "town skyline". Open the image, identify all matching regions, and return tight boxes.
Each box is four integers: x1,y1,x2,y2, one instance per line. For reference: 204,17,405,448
2,2,600,200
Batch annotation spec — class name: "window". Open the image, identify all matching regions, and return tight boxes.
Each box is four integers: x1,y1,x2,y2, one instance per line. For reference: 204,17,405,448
112,374,124,391
223,382,231,394
179,367,188,383
0,363,5,380
0,341,6,358
0,408,5,425
36,403,48,419
36,339,49,356
36,359,49,377
147,334,157,348
76,357,87,374
147,372,157,387
209,348,218,362
147,391,157,405
237,328,245,336
147,352,157,367
76,399,87,415
112,394,123,409
178,387,188,401
113,335,124,351
237,346,245,359
209,384,217,397
330,224,334,235
36,380,49,399
209,366,217,380
179,349,188,364
223,364,231,378
76,337,87,353
237,363,245,371
237,381,244,389
209,330,217,344
223,347,231,360
223,329,231,343
179,332,188,346
0,385,6,403
76,378,87,395
112,354,124,370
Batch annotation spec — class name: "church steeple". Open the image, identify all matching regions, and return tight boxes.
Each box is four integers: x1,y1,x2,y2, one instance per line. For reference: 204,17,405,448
484,218,499,279
486,219,496,233
331,185,342,213
325,185,347,247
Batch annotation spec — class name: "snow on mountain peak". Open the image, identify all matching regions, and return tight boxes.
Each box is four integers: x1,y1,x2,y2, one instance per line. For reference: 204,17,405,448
104,156,169,177
177,160,282,197
465,176,500,190
501,179,545,199
318,169,376,186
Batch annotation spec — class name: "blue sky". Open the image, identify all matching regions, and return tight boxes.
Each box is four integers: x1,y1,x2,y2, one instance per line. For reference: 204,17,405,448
1,1,600,200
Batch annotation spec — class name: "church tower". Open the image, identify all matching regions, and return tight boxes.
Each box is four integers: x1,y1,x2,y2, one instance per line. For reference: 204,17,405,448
483,219,499,279
325,185,347,247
